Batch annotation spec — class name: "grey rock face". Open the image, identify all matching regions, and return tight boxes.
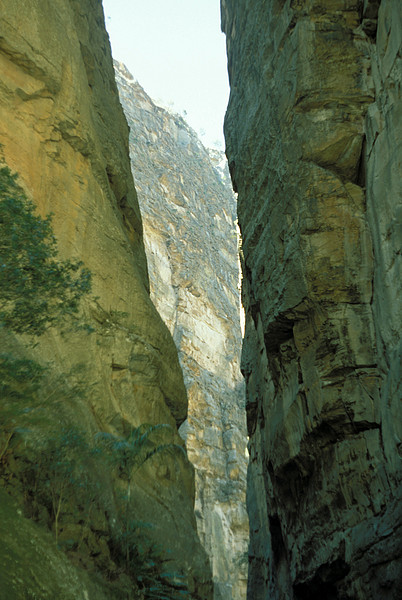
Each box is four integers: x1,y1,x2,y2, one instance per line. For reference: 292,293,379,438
115,62,249,600
222,0,401,598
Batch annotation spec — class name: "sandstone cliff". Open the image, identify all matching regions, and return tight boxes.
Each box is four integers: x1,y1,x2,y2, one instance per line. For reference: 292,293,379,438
222,0,401,598
0,1,212,598
114,62,249,600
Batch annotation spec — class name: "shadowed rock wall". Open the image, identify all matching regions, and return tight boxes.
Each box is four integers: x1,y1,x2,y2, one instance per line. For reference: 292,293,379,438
222,0,401,598
114,62,249,600
0,1,212,597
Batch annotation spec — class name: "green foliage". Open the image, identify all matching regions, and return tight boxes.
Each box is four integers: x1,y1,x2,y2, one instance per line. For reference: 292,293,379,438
97,424,187,560
111,520,189,600
0,162,92,463
236,550,249,568
0,165,91,335
0,353,44,402
1,406,191,597
0,162,189,595
97,425,189,597
95,423,183,481
0,354,92,467
0,353,45,460
33,427,99,544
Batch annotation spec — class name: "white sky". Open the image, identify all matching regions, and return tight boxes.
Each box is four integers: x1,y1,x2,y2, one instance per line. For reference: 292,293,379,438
102,0,229,149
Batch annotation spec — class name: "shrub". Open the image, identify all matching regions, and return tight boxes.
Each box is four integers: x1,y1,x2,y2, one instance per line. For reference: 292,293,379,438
32,427,99,544
0,165,91,336
0,353,45,461
0,162,92,468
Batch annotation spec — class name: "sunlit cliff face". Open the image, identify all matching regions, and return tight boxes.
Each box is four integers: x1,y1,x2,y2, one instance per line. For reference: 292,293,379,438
0,2,214,598
114,61,249,600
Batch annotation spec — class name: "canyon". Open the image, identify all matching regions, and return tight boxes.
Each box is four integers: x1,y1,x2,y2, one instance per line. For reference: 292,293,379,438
114,61,248,600
222,0,401,598
1,0,401,599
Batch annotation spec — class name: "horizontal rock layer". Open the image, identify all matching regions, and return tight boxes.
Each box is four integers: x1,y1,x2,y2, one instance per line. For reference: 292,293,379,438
222,0,401,598
114,62,249,600
0,1,212,597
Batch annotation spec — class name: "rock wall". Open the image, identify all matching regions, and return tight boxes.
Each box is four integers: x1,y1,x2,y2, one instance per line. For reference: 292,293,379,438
0,1,212,597
114,62,249,600
222,1,401,598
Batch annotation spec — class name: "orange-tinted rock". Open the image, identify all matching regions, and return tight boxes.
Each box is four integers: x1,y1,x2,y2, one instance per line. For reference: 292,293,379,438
0,1,212,597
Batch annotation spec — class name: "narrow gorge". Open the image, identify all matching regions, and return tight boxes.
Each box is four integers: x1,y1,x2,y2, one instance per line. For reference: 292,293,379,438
114,61,248,600
1,1,401,600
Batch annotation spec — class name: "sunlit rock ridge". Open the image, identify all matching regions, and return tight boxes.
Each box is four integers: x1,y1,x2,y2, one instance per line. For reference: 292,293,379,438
114,61,249,600
222,0,401,599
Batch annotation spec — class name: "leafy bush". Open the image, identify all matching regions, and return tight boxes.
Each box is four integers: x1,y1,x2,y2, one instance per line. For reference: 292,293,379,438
0,353,44,404
0,165,91,335
0,161,92,470
32,427,100,544
96,424,186,527
0,162,190,597
0,353,45,460
97,426,190,597
121,525,190,599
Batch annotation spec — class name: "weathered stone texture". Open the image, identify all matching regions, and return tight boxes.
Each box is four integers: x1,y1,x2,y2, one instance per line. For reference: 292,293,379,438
364,0,402,485
114,62,249,600
0,1,212,597
222,0,401,598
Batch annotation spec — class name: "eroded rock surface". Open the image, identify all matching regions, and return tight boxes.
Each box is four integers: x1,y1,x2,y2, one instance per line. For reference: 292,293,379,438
115,62,249,600
0,1,212,597
222,0,401,598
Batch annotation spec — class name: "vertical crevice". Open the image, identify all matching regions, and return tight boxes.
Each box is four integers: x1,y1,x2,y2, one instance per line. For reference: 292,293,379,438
356,134,367,188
